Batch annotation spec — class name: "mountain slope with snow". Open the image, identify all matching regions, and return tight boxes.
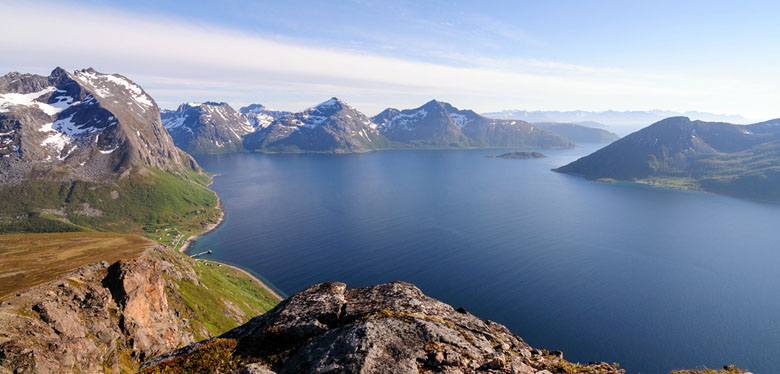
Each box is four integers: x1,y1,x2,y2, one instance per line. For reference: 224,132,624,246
239,104,290,129
374,100,575,149
243,98,390,152
0,67,218,236
162,102,254,154
0,67,196,183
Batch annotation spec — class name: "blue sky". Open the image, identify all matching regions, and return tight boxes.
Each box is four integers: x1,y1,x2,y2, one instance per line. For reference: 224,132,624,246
1,0,778,120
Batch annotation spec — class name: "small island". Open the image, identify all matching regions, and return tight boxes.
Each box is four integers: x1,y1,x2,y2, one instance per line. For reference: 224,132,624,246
487,151,547,159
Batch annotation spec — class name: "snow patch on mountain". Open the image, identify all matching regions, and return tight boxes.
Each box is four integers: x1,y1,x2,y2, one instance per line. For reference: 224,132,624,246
74,70,153,110
0,87,74,116
380,109,428,132
450,112,471,128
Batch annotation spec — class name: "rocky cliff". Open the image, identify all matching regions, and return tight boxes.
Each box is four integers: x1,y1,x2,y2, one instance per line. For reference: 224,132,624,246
0,245,278,374
142,281,623,374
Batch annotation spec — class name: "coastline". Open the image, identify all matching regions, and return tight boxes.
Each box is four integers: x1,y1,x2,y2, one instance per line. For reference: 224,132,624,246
178,195,224,254
179,185,285,302
202,260,284,301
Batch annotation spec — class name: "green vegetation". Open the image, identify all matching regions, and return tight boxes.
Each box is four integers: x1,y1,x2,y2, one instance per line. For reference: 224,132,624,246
669,364,748,374
635,176,701,190
487,151,547,159
0,232,152,298
537,358,624,374
140,339,245,374
166,259,280,341
0,168,221,246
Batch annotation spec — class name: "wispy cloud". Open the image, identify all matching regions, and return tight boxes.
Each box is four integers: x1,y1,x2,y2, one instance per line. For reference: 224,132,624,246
0,1,771,119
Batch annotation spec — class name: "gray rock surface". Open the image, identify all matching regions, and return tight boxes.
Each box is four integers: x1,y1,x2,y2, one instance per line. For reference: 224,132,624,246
143,281,623,374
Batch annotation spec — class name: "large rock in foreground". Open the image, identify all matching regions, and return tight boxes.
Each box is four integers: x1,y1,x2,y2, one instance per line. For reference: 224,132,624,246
143,281,623,374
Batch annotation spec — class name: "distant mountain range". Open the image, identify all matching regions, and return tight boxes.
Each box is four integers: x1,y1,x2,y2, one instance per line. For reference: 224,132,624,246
533,122,619,144
555,116,780,202
0,67,219,235
482,109,749,135
162,98,580,154
374,100,575,149
244,98,389,153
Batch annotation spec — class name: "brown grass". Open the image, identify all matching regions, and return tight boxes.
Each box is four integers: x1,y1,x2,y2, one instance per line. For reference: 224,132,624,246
0,232,154,298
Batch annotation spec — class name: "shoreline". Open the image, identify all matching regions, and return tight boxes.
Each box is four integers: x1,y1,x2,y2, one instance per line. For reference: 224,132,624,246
180,182,286,302
201,259,284,301
178,195,224,254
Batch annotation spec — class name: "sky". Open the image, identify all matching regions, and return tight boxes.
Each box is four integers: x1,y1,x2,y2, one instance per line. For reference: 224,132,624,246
1,0,778,120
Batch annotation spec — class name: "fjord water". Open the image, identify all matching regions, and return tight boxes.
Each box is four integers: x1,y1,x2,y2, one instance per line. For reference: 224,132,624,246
191,146,780,374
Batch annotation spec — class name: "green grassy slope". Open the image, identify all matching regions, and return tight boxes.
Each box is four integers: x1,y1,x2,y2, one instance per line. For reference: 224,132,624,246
0,168,221,244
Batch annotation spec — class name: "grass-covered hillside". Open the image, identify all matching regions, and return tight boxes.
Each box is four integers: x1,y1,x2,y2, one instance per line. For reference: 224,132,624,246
0,168,221,247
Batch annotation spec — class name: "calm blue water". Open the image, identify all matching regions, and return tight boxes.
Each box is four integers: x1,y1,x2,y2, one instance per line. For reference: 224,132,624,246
191,146,780,374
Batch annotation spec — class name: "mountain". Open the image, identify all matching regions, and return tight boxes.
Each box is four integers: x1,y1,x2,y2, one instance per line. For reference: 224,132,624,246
482,109,749,136
239,104,291,129
162,102,253,154
0,67,193,183
374,100,576,149
534,122,619,143
243,97,390,153
554,116,780,202
142,281,623,374
0,68,219,236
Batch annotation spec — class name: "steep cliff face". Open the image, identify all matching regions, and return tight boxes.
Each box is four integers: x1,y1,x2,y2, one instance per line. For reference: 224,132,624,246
142,281,623,374
0,246,277,374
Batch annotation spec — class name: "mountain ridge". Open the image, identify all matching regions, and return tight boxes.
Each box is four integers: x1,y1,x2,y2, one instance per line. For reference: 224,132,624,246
373,99,576,150
554,116,780,202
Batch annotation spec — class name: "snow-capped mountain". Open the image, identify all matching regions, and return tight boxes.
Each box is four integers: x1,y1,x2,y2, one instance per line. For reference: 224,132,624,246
162,102,253,154
373,100,575,149
0,67,194,183
243,98,390,152
239,104,290,129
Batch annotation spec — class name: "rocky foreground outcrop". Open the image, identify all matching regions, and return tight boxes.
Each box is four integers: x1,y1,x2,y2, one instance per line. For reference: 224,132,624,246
0,246,273,374
0,248,195,373
142,281,623,374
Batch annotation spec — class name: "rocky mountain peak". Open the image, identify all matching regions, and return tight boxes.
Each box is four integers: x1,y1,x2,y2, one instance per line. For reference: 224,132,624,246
240,103,268,115
49,66,68,78
307,97,352,119
243,98,389,152
161,101,252,154
0,67,194,183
